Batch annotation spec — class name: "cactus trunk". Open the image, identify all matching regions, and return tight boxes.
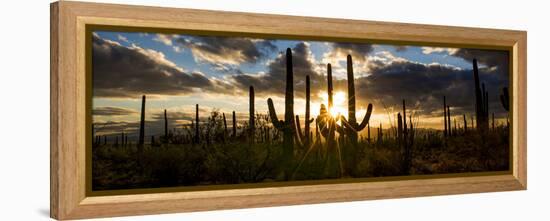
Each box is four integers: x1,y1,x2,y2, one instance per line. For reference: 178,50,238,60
138,95,146,151
164,109,168,143
222,112,228,136
266,48,297,180
232,111,236,138
305,75,311,146
447,105,451,136
249,86,255,142
443,96,448,137
195,104,200,144
463,114,468,133
473,59,489,131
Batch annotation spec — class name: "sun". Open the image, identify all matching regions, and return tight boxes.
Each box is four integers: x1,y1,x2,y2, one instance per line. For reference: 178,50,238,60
319,91,348,118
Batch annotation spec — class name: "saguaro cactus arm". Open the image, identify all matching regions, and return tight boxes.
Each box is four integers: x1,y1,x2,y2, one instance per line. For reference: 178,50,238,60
340,103,373,131
267,98,284,129
295,115,304,139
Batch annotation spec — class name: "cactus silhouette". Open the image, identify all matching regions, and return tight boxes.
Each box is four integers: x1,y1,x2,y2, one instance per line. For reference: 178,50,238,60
463,114,468,133
222,112,228,137
397,110,412,175
316,64,337,144
232,111,236,138
304,75,313,146
295,76,314,146
447,105,451,136
195,104,200,144
334,55,374,176
267,48,299,180
443,96,448,137
340,55,374,145
249,86,255,142
164,109,168,143
473,59,489,130
138,95,145,151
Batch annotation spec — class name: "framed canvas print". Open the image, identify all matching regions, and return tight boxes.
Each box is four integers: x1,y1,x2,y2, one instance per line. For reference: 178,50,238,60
50,1,527,220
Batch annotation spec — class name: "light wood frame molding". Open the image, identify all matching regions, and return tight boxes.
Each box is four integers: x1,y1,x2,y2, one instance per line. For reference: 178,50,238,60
50,1,527,219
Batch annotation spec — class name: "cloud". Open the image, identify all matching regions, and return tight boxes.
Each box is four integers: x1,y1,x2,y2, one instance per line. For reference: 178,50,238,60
421,47,459,55
153,34,173,46
92,34,217,98
421,46,508,75
452,48,509,71
176,36,276,66
351,57,508,118
93,107,137,116
117,34,129,43
321,42,374,79
230,42,325,99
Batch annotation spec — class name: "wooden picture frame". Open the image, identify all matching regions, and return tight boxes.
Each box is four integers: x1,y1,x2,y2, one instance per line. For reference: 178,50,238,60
50,1,527,219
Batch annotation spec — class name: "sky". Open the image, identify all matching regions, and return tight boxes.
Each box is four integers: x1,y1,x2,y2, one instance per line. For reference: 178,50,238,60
91,30,509,138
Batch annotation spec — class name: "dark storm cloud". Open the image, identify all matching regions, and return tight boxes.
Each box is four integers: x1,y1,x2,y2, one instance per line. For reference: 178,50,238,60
175,36,277,65
452,48,509,79
230,42,326,99
331,42,374,61
350,60,508,118
93,107,137,116
92,34,216,98
453,48,508,69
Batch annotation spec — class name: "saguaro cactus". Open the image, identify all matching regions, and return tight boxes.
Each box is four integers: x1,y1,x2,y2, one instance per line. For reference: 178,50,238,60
267,48,298,180
340,55,374,146
304,75,313,146
164,109,168,143
463,114,468,133
222,113,228,136
195,104,200,144
138,95,146,151
316,63,337,148
473,59,489,130
232,111,236,138
443,96,448,137
447,105,451,136
296,76,314,146
249,86,255,141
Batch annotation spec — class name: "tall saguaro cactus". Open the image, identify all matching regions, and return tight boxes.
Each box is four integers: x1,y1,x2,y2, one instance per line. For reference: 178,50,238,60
316,64,337,147
340,55,374,146
164,109,168,143
463,114,468,133
443,96,448,137
473,59,489,130
195,104,200,144
138,95,146,150
232,111,236,138
267,48,298,180
249,86,255,141
447,106,451,136
222,113,228,137
304,75,313,146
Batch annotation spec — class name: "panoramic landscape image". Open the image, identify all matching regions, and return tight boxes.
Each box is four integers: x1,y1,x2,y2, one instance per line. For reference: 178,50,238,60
91,30,510,191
